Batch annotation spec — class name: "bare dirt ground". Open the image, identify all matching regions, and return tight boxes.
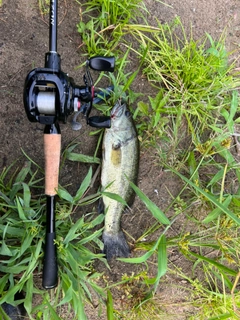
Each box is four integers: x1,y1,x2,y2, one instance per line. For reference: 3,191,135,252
0,0,239,319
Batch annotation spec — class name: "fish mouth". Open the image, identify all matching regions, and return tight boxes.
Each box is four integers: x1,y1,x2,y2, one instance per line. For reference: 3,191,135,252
111,101,126,118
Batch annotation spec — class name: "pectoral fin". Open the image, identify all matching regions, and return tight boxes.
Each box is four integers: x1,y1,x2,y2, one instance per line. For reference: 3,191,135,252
98,197,104,214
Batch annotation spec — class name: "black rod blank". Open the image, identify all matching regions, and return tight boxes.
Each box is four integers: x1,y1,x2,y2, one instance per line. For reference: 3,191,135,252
49,0,58,52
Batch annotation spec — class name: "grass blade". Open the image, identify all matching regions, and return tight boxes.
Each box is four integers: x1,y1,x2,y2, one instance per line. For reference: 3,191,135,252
0,306,11,320
119,249,154,264
203,195,232,223
169,167,240,226
154,234,167,292
128,180,170,225
16,197,26,220
24,273,33,315
207,313,235,320
10,162,31,200
73,167,92,202
66,152,100,164
63,218,84,244
101,191,128,206
57,188,74,204
107,290,114,320
189,251,237,277
45,301,62,320
57,285,73,306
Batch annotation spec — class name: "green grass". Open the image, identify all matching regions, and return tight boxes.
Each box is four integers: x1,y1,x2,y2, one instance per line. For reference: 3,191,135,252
132,17,240,144
38,0,50,15
94,11,240,320
170,265,240,320
0,160,107,319
76,0,148,56
3,1,240,319
80,0,146,27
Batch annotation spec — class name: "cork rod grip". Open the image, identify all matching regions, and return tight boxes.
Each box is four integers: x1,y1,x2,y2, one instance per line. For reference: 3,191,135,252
44,134,61,196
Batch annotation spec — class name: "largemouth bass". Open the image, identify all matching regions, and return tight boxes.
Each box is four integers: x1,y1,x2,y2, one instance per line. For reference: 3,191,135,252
101,100,139,260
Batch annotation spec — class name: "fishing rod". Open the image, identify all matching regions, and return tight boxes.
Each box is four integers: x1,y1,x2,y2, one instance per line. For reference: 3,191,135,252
23,0,114,289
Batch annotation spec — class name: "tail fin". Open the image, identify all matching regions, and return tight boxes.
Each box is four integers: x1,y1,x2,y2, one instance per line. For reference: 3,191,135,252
103,231,130,261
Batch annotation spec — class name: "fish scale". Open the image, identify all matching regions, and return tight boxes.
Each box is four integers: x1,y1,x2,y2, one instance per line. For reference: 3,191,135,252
101,101,139,260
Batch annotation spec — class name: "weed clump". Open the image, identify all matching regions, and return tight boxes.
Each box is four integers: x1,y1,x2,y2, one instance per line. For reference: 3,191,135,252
135,17,240,137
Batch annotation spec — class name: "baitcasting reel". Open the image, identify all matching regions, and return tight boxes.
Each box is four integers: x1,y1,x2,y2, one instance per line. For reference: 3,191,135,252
23,53,114,128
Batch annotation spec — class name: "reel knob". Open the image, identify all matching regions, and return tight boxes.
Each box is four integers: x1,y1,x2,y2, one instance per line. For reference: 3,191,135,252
88,116,111,128
88,56,115,72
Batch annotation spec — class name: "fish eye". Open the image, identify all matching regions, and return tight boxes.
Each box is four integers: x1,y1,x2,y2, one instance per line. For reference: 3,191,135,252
125,110,131,117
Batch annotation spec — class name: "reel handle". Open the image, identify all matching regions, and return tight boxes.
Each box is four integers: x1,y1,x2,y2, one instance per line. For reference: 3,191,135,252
88,56,115,72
